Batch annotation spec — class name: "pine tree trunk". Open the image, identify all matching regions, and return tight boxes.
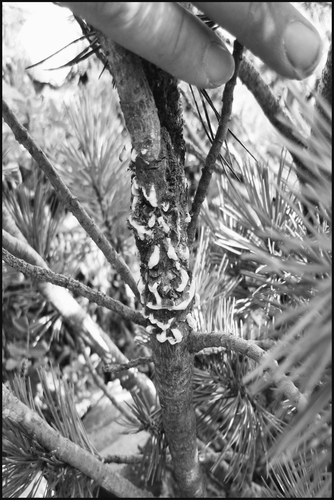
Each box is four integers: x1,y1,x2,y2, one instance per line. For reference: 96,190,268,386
132,127,204,496
96,33,205,497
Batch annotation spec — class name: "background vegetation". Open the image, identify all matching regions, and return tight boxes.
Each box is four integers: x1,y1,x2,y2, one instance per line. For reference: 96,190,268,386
2,2,332,498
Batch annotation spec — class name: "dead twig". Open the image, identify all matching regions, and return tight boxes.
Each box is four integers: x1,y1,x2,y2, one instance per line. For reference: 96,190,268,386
188,331,307,411
103,356,153,375
188,41,244,246
2,245,146,327
2,99,140,301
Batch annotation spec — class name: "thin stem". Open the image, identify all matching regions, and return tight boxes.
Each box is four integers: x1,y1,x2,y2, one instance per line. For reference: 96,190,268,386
2,99,140,301
2,384,153,498
94,31,161,164
188,41,244,246
103,454,143,465
2,245,146,327
188,331,307,411
103,356,153,375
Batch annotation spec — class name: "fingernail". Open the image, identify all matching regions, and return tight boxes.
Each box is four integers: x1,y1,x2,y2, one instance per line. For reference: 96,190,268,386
284,22,322,77
203,42,235,88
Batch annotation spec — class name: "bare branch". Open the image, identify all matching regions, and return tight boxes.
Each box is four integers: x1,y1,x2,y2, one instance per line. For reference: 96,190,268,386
94,31,161,164
315,41,332,139
2,244,146,327
188,331,307,411
188,41,244,246
103,454,143,465
2,384,153,498
2,99,140,301
103,356,154,375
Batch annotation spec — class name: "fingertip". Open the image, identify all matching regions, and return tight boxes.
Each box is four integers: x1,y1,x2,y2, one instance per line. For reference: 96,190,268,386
203,42,235,88
283,21,323,79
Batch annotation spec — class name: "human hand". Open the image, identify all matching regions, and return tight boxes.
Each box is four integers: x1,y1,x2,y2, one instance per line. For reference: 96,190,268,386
59,2,323,88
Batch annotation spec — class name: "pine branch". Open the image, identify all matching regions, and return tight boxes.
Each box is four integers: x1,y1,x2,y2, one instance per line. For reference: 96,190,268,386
2,219,109,355
103,356,153,375
2,244,146,327
1,212,126,357
87,17,205,498
2,99,140,301
2,384,153,498
77,338,139,425
103,454,143,465
187,41,244,246
94,30,161,164
315,41,332,138
2,220,156,406
188,332,307,411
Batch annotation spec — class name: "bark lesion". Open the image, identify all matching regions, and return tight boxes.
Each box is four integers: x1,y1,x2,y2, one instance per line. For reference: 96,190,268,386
95,28,206,495
131,132,194,344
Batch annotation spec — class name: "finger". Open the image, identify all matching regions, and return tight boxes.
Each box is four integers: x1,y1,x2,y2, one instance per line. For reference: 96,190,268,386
194,2,323,79
59,2,235,88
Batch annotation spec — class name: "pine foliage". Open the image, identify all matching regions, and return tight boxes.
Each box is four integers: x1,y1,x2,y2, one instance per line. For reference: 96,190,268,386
3,369,98,498
2,2,331,497
190,87,331,495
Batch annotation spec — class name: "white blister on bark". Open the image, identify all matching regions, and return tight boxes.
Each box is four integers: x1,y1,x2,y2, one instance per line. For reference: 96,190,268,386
170,328,183,343
143,184,158,207
157,216,170,233
148,213,156,228
171,279,196,311
178,245,190,264
186,313,197,330
161,201,170,212
128,216,153,240
148,245,160,269
166,238,178,261
148,282,162,307
175,267,189,292
156,331,168,343
131,177,140,196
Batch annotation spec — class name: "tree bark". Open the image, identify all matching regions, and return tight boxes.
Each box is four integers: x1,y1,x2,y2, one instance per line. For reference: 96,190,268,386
95,32,205,497
315,41,332,129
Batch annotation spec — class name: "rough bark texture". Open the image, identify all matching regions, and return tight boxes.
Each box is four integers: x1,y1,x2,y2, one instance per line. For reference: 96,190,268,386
96,32,205,497
315,41,332,139
317,42,332,111
96,32,161,164
151,338,203,496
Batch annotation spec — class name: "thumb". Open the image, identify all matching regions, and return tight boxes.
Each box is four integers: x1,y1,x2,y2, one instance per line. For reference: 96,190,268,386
58,2,235,88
